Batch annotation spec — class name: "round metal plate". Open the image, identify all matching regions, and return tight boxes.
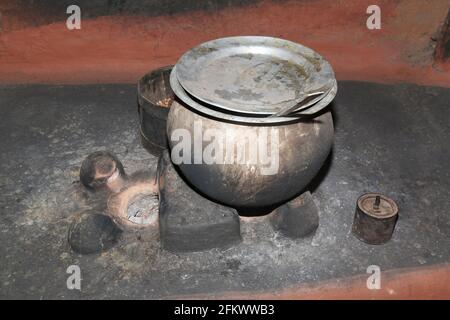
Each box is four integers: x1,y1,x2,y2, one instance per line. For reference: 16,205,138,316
170,66,336,124
175,36,336,115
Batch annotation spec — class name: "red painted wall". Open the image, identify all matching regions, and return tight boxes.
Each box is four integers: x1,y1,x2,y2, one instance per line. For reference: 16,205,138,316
0,0,449,86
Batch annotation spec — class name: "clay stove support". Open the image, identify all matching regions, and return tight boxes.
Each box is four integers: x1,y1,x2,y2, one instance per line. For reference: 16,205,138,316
270,191,319,238
79,151,126,193
69,151,159,254
158,151,241,252
68,210,123,254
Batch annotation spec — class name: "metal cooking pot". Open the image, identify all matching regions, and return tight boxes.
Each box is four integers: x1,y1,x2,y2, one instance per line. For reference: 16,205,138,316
167,100,333,208
166,36,336,208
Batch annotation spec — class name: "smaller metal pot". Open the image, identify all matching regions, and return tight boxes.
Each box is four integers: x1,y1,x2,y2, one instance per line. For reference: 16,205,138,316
137,65,174,156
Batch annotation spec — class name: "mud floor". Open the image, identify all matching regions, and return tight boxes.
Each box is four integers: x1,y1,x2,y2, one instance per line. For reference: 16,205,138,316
0,82,449,299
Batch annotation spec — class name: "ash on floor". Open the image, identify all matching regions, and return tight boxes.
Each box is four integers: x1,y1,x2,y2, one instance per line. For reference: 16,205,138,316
0,82,449,298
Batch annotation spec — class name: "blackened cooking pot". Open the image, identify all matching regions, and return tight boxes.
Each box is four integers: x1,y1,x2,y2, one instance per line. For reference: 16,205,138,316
167,99,333,208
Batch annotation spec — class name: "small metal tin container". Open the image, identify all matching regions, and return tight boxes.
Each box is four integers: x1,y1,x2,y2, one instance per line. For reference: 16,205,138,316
352,193,399,245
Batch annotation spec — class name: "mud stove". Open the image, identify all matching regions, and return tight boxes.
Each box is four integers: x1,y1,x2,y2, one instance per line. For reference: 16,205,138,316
68,37,398,254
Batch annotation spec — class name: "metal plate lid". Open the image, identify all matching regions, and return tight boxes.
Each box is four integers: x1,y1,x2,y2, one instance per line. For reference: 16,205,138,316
175,36,336,115
170,65,337,124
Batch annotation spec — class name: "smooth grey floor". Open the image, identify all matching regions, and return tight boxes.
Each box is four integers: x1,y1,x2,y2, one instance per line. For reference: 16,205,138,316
0,82,449,299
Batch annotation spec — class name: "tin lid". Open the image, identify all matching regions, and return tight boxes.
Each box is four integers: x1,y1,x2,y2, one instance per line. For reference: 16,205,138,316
357,193,399,219
175,36,336,115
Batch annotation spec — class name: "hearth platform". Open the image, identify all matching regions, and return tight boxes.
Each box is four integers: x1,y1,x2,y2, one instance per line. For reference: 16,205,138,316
1,82,449,299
